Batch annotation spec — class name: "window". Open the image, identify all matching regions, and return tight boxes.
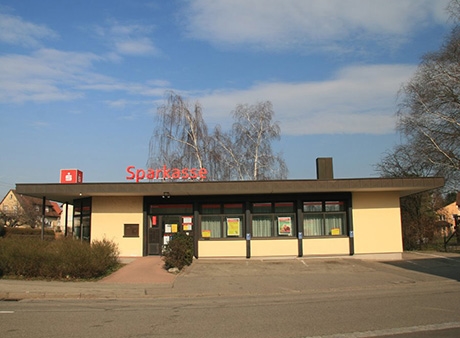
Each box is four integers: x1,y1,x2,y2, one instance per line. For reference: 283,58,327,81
252,202,295,238
303,200,347,236
73,198,92,242
200,203,244,239
124,224,139,237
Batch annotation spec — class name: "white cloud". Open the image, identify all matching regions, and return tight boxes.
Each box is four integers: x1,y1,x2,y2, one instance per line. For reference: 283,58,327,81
182,0,450,51
196,64,416,135
0,49,104,103
0,48,170,104
95,20,158,56
0,12,58,47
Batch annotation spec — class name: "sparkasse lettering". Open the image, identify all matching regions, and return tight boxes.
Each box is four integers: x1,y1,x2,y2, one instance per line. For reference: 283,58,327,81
126,165,208,182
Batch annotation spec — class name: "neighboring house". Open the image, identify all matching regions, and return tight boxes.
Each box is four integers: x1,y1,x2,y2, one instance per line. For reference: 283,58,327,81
0,189,61,228
437,199,460,237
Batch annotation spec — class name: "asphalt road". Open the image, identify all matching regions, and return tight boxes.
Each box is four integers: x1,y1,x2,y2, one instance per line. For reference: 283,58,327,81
2,279,460,338
1,252,460,337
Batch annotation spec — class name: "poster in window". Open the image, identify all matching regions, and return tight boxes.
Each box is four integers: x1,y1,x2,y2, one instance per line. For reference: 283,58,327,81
151,216,157,227
171,224,178,233
227,218,240,237
278,217,292,235
202,230,211,238
182,216,193,231
165,224,172,233
331,228,340,235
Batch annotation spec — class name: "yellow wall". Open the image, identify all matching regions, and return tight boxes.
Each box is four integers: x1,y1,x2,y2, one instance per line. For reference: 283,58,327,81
91,196,144,257
303,237,349,255
251,239,298,257
198,240,246,257
352,192,403,254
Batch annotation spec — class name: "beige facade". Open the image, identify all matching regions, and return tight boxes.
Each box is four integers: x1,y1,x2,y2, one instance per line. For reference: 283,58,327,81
198,240,246,258
302,237,350,256
251,239,298,257
352,191,403,256
91,196,144,257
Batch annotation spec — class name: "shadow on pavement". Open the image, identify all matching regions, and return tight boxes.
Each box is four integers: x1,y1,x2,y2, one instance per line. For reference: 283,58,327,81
383,253,460,282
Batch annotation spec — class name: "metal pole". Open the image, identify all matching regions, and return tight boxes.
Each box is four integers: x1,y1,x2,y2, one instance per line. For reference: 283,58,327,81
41,196,46,240
64,203,69,237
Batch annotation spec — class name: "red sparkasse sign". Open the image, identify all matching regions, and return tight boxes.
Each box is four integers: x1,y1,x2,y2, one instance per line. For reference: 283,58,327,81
60,169,83,184
126,165,207,182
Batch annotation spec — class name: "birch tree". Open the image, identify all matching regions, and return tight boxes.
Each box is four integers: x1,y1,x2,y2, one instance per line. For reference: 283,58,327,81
148,93,288,181
393,2,460,188
147,92,210,176
228,101,288,180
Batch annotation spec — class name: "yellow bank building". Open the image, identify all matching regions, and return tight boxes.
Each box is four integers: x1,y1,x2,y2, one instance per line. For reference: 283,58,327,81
15,159,444,260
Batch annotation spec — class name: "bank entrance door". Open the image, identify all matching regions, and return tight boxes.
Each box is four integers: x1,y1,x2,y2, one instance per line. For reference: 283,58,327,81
148,215,191,255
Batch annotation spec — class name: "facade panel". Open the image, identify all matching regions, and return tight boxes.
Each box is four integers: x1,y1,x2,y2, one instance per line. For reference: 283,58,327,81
302,237,349,255
198,240,246,257
92,196,144,257
352,192,403,255
251,239,298,257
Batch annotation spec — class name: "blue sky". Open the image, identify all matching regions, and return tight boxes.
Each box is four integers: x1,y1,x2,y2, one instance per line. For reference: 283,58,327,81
0,0,454,198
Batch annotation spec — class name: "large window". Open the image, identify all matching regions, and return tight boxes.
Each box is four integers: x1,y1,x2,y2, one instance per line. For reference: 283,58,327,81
303,200,347,236
73,198,92,242
252,202,295,238
200,203,244,239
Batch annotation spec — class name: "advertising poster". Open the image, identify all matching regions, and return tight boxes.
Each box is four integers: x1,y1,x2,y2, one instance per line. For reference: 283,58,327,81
227,218,240,237
202,230,211,238
331,228,341,235
182,216,193,231
278,217,292,235
171,224,178,233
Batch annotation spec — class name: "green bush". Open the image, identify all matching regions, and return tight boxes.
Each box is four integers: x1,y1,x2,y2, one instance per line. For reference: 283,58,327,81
162,231,194,270
0,237,120,280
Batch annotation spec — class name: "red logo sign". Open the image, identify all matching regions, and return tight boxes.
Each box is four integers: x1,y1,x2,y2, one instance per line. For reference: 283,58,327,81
60,169,83,184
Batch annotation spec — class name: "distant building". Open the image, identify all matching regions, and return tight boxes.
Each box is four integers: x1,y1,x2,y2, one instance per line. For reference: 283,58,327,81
0,189,61,228
437,196,460,238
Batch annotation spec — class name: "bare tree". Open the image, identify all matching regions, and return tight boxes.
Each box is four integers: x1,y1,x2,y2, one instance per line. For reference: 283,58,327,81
395,6,460,188
148,93,288,181
147,92,210,177
228,101,288,180
374,1,460,249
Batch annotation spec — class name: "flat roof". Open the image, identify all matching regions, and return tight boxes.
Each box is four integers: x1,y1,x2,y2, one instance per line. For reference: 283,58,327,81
15,176,445,204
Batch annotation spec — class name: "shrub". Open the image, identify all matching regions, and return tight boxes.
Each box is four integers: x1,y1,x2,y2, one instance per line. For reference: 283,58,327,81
0,237,120,280
4,227,55,240
162,231,194,270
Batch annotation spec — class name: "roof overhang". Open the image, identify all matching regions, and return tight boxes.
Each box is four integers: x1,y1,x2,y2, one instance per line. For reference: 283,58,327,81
15,177,445,204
